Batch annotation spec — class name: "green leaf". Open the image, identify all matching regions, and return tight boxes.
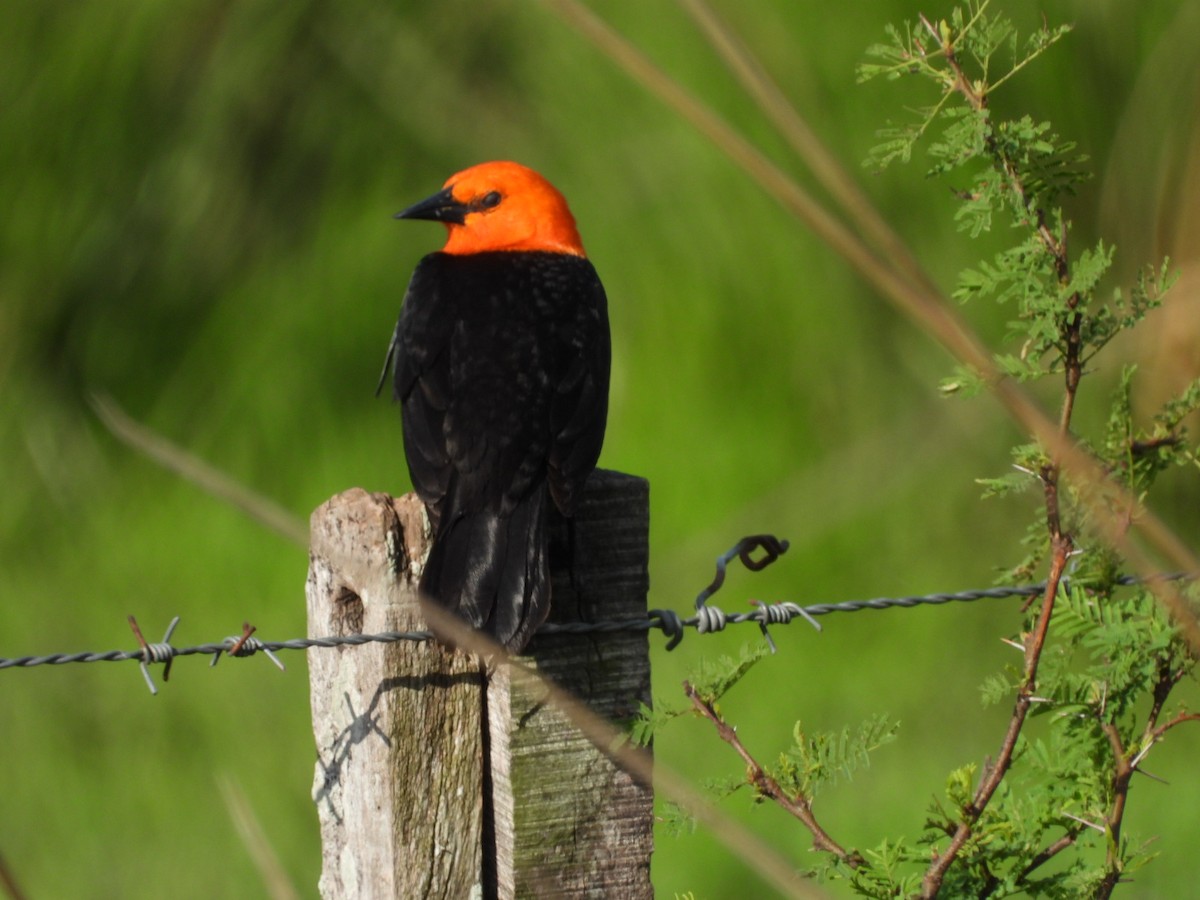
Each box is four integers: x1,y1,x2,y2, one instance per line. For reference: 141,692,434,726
658,800,697,838
628,699,688,747
776,714,899,799
976,470,1036,500
688,643,769,706
945,762,977,812
1064,240,1114,302
940,363,987,396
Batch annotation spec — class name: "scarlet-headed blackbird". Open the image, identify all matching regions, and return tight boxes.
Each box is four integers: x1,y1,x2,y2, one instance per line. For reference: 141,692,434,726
380,161,610,652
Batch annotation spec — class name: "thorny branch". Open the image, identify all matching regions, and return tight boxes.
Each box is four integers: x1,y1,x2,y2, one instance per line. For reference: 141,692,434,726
1092,662,1200,898
683,680,864,869
915,12,1084,897
921,543,1071,897
1097,722,1132,897
1147,710,1200,745
979,827,1083,899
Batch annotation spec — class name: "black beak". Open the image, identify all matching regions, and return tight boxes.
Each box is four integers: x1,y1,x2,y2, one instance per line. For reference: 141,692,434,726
395,186,468,225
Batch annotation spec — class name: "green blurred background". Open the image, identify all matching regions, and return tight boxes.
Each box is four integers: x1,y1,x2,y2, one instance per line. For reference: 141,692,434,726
4,1,1200,896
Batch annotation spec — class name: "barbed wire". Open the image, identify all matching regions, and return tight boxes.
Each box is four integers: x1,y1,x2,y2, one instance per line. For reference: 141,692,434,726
1,532,1194,692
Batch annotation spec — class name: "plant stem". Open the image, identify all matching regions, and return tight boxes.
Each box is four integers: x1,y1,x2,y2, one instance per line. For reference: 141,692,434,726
1094,664,1200,898
920,539,1071,897
980,828,1083,899
1094,723,1132,898
917,15,1086,896
683,680,863,867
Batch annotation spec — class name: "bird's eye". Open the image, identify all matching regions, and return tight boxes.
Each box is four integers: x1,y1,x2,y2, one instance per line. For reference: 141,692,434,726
479,191,502,210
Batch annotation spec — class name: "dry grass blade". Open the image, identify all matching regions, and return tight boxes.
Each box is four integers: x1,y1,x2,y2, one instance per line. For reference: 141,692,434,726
541,0,1200,647
218,774,301,900
90,392,309,548
675,0,937,298
419,601,828,900
540,0,995,383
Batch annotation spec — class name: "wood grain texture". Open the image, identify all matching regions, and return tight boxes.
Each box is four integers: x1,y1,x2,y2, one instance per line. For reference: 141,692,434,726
306,471,652,899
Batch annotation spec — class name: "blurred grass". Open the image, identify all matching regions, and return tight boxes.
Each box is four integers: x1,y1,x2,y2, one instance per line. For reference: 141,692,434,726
3,0,1199,896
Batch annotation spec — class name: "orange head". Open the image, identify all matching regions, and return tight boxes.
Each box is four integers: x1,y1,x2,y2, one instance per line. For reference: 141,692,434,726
395,161,586,257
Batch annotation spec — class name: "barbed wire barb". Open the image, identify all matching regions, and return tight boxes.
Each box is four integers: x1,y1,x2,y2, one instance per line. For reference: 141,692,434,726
128,614,180,696
691,534,803,653
210,622,286,672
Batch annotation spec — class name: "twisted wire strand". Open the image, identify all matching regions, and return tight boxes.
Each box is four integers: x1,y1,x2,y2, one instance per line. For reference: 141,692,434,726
2,572,1191,693
0,631,434,670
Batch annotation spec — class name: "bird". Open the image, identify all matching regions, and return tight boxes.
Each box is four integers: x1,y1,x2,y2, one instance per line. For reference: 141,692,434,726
378,161,611,653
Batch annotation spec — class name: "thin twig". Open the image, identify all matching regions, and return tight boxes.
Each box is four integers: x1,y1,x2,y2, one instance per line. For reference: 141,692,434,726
1143,657,1187,735
1091,670,1200,898
921,542,1071,896
1096,722,1133,898
1021,829,1082,879
683,680,863,867
1148,710,1200,744
979,827,1083,899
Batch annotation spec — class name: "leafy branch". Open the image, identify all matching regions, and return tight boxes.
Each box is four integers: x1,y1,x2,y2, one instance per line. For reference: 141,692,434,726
644,4,1200,898
683,677,872,867
856,4,1200,896
862,7,1102,892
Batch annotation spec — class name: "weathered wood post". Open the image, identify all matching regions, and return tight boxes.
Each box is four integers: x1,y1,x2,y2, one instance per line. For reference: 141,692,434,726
306,470,653,898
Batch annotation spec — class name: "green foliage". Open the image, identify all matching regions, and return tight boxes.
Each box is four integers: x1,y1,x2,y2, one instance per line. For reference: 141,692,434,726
1083,261,1176,362
631,643,769,750
641,647,897,842
975,442,1044,500
863,1,1128,390
920,577,1195,896
629,699,687,748
827,839,924,899
858,2,1073,174
773,714,898,801
688,642,771,707
1156,375,1200,439
659,799,699,838
848,2,1200,895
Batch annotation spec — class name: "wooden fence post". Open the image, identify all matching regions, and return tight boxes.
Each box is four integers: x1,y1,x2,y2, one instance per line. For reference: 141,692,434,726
306,470,653,899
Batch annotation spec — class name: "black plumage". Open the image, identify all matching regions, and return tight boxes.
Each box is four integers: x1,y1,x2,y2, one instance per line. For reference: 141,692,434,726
381,250,610,651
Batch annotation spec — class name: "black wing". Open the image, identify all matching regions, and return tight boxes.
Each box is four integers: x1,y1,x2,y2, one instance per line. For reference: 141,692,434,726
545,258,610,516
383,255,455,520
387,251,609,525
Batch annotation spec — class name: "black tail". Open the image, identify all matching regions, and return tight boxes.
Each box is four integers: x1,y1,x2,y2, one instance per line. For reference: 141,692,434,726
418,486,550,652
